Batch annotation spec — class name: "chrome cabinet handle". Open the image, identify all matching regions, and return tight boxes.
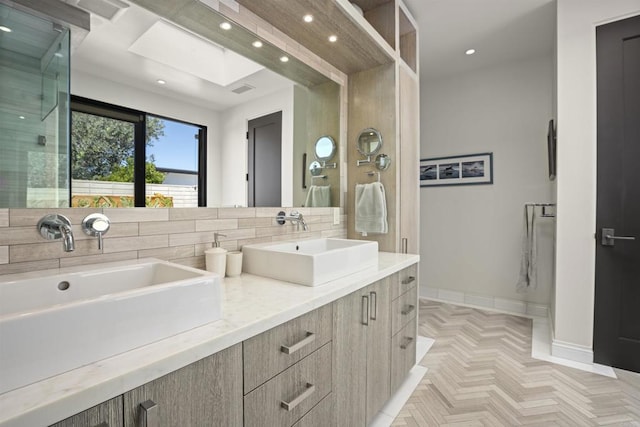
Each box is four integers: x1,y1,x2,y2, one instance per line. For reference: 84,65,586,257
400,336,414,350
401,304,416,316
281,332,315,354
139,400,159,427
401,238,408,254
362,295,369,326
402,276,416,285
281,383,315,411
370,291,377,320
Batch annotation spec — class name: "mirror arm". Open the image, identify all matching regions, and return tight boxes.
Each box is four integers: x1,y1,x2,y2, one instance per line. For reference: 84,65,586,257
357,156,372,166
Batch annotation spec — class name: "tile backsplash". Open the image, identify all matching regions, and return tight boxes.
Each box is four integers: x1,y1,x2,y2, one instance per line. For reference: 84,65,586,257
0,207,346,276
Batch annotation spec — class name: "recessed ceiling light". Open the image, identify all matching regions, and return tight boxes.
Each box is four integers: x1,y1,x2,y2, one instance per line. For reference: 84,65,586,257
0,25,11,33
219,22,232,30
157,79,166,85
328,35,338,43
303,14,313,23
252,40,263,48
280,56,289,63
465,49,476,55
19,115,25,120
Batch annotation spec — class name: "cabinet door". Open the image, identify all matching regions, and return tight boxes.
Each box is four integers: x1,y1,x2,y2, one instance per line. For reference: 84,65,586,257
123,344,243,427
332,289,368,427
399,65,420,254
365,277,392,425
50,397,123,427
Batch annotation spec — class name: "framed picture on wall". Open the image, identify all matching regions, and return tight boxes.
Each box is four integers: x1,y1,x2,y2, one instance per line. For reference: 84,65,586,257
420,153,493,187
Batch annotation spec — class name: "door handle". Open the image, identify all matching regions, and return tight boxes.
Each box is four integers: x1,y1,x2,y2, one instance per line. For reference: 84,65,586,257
602,228,636,246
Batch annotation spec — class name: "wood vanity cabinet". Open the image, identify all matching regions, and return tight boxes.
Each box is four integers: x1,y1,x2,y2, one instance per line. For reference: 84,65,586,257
123,344,243,427
333,277,392,427
48,264,419,427
390,265,418,392
50,397,123,427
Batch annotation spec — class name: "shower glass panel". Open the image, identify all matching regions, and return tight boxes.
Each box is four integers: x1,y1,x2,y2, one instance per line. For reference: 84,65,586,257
0,4,70,208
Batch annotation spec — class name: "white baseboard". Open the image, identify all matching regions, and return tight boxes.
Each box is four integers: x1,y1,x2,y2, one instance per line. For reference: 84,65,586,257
420,286,549,318
551,339,594,364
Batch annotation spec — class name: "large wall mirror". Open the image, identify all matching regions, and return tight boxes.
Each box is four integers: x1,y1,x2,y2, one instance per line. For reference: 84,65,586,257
0,0,341,208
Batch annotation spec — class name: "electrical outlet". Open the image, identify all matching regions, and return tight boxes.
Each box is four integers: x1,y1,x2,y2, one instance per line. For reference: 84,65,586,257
333,208,340,225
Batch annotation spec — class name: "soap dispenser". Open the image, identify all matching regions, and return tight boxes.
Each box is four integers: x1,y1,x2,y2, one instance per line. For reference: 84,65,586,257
205,233,227,276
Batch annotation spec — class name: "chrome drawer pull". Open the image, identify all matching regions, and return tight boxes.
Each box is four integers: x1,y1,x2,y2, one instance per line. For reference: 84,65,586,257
281,383,315,411
401,304,416,316
362,295,370,326
370,291,377,320
401,276,416,285
400,337,414,350
281,332,316,354
139,400,159,427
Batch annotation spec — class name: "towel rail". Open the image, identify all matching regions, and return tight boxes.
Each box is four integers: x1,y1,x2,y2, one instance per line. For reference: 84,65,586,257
525,203,556,218
311,175,327,180
361,171,380,182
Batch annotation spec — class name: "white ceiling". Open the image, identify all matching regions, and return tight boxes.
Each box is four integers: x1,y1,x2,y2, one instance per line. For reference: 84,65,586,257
402,0,556,80
70,2,294,112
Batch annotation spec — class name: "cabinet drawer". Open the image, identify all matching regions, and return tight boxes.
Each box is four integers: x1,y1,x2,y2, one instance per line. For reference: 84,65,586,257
243,304,333,393
391,264,417,300
391,285,418,335
391,320,417,393
292,393,334,427
244,343,333,427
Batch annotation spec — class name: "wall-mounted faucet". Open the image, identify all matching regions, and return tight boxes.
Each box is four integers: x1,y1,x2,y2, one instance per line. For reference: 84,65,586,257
276,210,309,231
37,214,75,252
82,213,110,250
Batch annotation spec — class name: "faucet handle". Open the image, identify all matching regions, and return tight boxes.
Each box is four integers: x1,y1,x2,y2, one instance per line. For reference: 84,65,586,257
82,213,110,250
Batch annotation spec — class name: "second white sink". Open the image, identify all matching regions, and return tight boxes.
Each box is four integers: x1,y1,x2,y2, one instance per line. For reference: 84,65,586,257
0,258,221,394
242,238,378,286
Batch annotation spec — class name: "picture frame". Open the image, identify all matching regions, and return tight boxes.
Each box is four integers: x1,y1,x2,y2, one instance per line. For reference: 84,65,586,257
420,152,493,187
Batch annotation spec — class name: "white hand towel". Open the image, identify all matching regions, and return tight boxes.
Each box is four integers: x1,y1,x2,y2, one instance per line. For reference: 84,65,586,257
517,205,537,292
355,182,388,235
305,185,331,207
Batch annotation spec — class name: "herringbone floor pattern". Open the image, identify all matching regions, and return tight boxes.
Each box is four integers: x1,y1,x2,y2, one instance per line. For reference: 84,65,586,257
393,300,640,426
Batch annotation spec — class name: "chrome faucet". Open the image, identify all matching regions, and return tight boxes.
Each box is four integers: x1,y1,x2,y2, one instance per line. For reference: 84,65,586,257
37,214,75,252
276,210,309,231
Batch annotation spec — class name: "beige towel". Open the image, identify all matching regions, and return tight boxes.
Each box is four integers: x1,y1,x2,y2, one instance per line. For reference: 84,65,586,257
355,182,388,235
305,185,331,207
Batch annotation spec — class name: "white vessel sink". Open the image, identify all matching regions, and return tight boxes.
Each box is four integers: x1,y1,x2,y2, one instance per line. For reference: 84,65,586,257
242,238,378,286
0,259,221,394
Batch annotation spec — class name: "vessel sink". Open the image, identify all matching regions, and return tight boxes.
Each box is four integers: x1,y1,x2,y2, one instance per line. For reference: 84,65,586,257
0,259,221,394
242,238,378,286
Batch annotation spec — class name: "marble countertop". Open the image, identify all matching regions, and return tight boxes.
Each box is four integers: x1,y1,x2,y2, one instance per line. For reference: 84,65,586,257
0,252,419,427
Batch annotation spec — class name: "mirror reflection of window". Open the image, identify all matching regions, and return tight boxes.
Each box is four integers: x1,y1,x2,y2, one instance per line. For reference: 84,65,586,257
70,98,206,208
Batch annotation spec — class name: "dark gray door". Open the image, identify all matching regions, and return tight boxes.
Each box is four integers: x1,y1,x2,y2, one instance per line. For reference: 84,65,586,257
594,14,640,372
247,111,282,207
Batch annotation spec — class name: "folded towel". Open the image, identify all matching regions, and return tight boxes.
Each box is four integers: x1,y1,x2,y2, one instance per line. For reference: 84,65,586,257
305,185,330,207
517,205,537,292
355,182,388,235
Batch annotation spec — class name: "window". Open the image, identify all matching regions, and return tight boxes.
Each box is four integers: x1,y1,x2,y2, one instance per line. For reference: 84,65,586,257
70,97,206,207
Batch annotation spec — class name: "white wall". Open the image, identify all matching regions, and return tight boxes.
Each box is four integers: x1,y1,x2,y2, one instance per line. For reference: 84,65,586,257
70,70,223,205
554,0,640,356
219,86,294,207
420,55,554,306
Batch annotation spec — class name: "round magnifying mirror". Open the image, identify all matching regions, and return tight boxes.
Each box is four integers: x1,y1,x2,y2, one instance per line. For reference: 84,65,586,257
357,128,382,156
314,136,336,161
309,160,323,176
375,153,391,171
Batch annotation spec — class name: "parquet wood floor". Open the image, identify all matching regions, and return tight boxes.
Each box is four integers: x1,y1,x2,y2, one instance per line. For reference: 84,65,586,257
392,300,640,426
